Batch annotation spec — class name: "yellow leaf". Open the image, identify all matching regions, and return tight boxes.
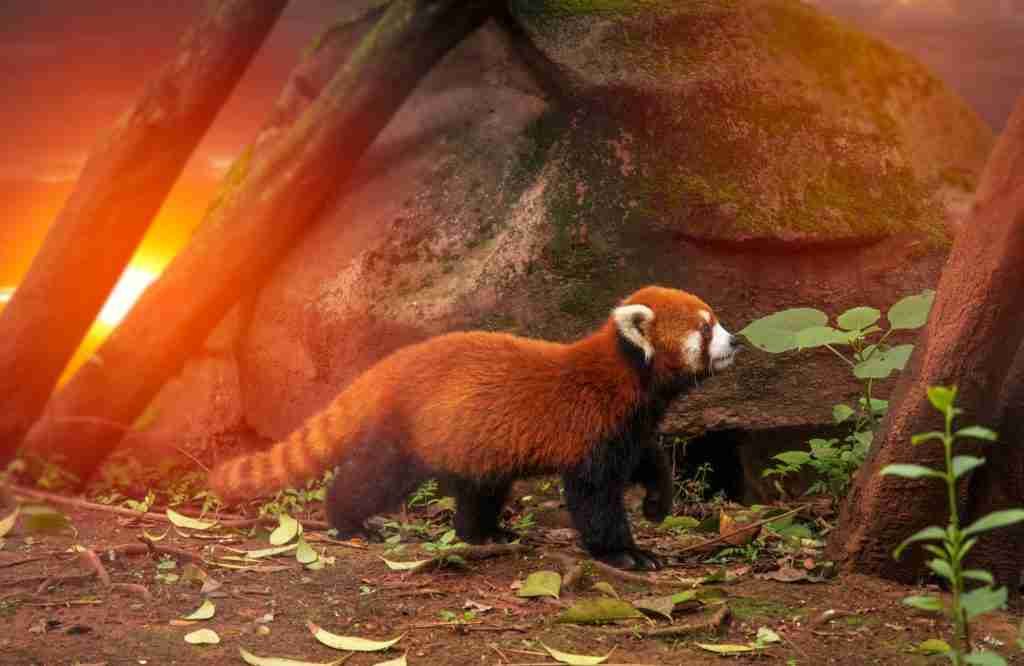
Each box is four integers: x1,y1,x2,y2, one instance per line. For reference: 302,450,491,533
307,621,402,651
166,509,217,531
182,599,215,621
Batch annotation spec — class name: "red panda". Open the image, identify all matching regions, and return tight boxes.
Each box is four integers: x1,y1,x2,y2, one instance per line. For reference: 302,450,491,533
209,286,740,570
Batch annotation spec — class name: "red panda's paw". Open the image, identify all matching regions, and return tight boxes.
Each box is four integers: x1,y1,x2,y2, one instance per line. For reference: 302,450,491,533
597,548,662,571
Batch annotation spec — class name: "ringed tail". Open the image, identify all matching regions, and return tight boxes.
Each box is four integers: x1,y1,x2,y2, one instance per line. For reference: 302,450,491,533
209,405,343,504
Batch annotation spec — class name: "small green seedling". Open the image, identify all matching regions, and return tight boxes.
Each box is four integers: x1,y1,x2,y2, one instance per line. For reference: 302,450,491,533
882,386,1024,666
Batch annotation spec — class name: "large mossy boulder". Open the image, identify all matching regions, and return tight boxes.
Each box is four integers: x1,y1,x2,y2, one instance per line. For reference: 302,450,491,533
141,1,992,478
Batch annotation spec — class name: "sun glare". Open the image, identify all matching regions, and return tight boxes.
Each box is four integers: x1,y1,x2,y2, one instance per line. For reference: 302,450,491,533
97,266,157,327
0,287,12,305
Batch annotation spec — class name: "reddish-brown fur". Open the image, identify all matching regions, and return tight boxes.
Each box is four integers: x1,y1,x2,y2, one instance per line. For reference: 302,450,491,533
209,287,715,494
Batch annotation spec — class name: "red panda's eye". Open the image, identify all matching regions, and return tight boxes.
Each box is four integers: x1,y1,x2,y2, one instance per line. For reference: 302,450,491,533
701,322,711,337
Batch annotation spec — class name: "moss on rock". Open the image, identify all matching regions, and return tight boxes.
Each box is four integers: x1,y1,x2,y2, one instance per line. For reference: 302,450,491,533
511,0,993,244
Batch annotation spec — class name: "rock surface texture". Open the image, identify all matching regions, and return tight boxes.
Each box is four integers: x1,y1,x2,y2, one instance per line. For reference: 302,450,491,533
138,1,993,494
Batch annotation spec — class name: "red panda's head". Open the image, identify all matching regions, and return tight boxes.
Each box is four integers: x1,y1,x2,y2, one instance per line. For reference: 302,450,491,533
612,286,740,378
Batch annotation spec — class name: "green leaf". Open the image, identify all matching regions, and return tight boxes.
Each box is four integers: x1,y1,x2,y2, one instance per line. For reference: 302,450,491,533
926,558,954,581
962,569,996,585
269,514,300,546
184,628,220,645
182,599,216,620
739,308,828,353
963,509,1024,537
659,515,699,531
772,451,811,466
20,505,71,534
0,507,18,538
952,455,986,479
964,651,1008,666
903,595,945,613
669,590,698,605
517,571,562,599
307,622,403,651
295,538,318,565
888,291,935,330
795,326,851,350
832,404,855,424
858,397,889,415
927,386,957,413
755,627,782,645
911,431,945,446
854,344,914,379
837,306,880,331
541,643,612,665
880,464,944,480
591,582,619,598
894,526,947,559
166,508,217,531
912,638,951,655
961,586,1007,620
956,426,998,442
239,647,347,666
556,598,643,624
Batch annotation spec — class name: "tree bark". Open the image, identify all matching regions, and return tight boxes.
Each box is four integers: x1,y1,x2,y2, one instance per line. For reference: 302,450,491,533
830,93,1024,586
0,0,289,470
21,0,494,484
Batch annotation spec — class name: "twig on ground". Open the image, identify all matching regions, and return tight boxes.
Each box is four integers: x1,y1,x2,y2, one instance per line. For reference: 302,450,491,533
489,643,510,664
0,556,48,569
109,582,153,601
672,505,810,559
602,603,731,638
547,551,675,590
36,573,97,595
10,485,330,531
131,537,205,563
80,548,111,587
409,543,531,573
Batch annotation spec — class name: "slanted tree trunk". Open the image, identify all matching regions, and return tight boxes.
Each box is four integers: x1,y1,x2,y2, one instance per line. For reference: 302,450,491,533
21,0,495,484
830,94,1024,588
0,0,289,471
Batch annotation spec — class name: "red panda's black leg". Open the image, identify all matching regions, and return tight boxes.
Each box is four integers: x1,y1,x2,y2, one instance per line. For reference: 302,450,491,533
452,479,515,544
325,441,428,539
563,452,663,571
631,444,674,523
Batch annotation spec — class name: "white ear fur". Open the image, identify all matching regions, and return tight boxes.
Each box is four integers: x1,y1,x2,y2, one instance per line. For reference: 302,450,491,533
613,304,655,362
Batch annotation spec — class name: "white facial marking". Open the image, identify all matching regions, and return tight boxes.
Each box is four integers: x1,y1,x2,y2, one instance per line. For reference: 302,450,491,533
710,322,737,371
613,304,655,363
683,330,703,369
699,310,711,323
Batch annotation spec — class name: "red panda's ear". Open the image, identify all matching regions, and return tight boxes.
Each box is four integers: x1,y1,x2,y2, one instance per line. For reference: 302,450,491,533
613,304,655,363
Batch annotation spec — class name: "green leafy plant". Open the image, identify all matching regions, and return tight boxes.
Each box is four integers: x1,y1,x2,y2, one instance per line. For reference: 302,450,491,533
438,609,477,623
511,511,536,532
882,386,1024,666
743,291,934,503
407,479,439,509
258,469,334,518
421,528,467,567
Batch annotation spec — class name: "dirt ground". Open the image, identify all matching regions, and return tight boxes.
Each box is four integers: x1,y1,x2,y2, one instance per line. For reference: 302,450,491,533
1,483,1021,666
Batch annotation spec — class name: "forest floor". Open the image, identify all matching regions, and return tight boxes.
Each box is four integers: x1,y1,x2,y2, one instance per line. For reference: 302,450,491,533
1,480,1022,666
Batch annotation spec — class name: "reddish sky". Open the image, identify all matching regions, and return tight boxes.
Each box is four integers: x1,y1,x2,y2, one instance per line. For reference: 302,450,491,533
0,0,1020,285
0,1,352,283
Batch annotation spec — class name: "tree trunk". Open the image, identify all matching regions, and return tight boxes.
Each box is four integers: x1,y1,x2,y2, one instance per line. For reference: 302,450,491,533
830,93,1024,586
0,0,289,471
21,0,494,484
